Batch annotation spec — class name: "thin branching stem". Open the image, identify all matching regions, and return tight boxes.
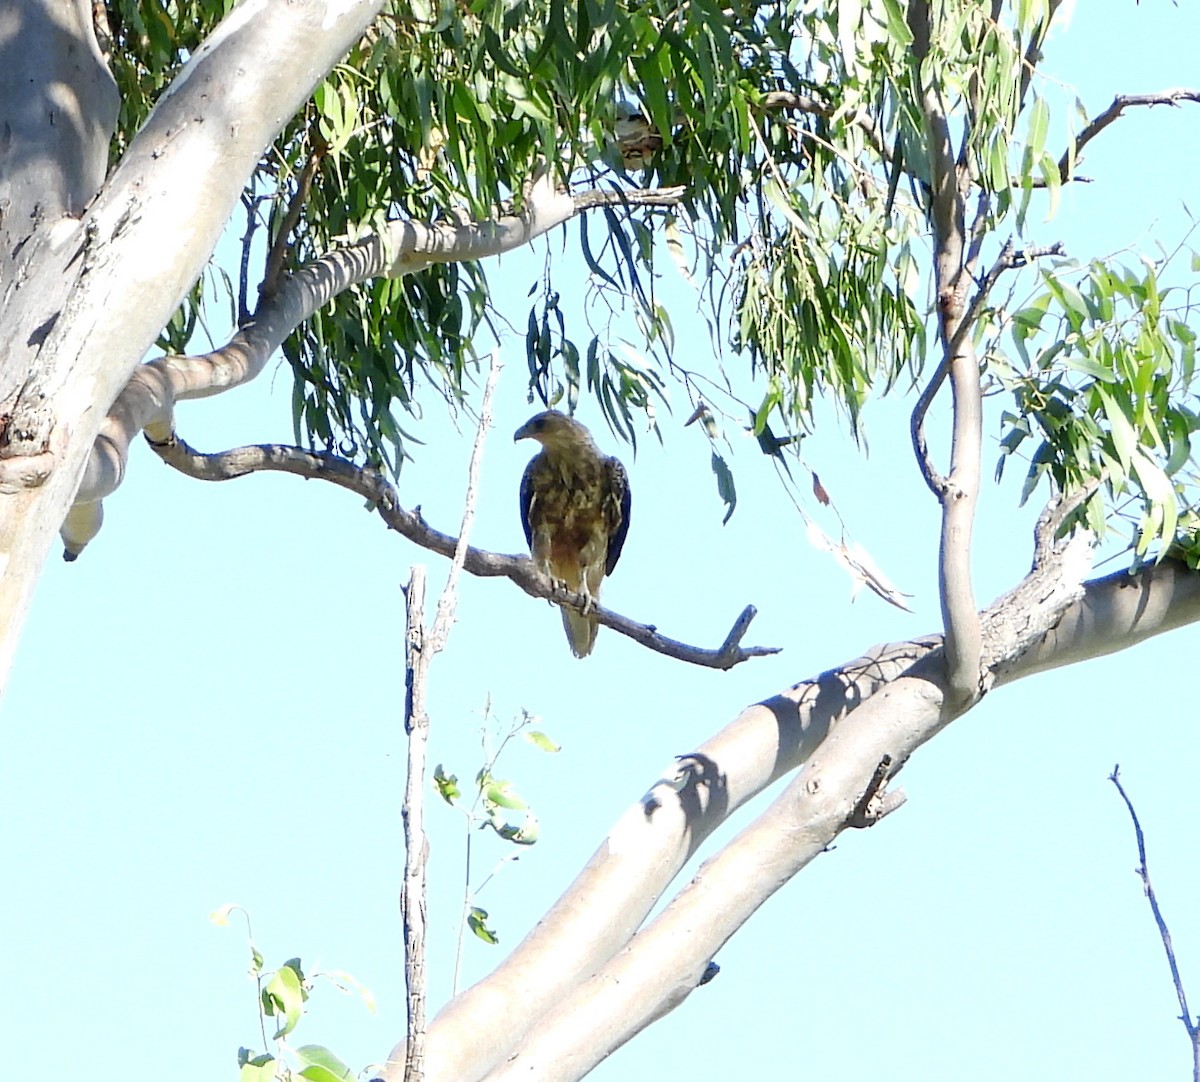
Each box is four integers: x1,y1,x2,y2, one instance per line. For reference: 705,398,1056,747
430,352,503,650
1109,766,1200,1081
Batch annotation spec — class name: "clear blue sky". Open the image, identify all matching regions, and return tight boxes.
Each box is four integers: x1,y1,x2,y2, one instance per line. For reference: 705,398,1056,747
4,4,1200,1079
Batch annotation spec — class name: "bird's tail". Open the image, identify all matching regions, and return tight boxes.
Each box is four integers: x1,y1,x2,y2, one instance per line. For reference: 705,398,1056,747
561,606,598,658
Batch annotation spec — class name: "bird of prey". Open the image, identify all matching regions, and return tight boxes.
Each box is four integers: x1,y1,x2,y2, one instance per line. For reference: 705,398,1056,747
613,101,663,169
515,410,631,658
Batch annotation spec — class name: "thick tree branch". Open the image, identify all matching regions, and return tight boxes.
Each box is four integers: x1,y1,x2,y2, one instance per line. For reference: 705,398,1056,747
388,557,1200,1082
401,639,941,1082
1058,89,1200,183
142,435,778,669
0,0,117,328
481,732,917,1082
60,176,686,557
993,559,1200,683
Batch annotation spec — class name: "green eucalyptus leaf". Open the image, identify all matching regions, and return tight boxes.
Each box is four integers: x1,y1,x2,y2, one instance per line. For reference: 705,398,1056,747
264,962,305,1039
433,764,461,804
523,730,561,753
295,1045,356,1082
468,907,499,945
483,779,528,811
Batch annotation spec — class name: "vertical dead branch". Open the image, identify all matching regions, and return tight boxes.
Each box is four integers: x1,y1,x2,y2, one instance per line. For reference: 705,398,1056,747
398,352,504,1080
402,566,430,1082
1109,766,1200,1082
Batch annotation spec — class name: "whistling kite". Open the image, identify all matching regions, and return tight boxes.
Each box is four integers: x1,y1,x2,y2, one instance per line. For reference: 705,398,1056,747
515,411,631,657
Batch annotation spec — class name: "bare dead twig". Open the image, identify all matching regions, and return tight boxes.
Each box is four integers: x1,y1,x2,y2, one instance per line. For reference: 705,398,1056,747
1058,89,1200,184
144,433,779,669
963,191,993,283
237,187,259,326
1108,766,1200,1081
429,353,503,650
402,566,430,1082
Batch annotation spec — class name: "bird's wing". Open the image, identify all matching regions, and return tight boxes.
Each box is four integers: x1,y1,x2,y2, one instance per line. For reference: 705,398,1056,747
518,457,538,548
604,456,631,575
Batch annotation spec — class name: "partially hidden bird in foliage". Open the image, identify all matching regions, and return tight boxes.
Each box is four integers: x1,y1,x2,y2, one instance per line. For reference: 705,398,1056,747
515,410,631,658
613,101,664,169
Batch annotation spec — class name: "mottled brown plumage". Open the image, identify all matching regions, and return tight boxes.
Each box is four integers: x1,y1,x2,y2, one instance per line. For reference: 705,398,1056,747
515,411,630,657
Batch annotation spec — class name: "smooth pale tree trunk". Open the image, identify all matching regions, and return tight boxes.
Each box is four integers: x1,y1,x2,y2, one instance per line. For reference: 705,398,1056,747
0,0,384,691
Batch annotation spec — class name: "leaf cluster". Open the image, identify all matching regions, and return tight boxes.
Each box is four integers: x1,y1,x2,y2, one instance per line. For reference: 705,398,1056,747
995,257,1200,557
209,905,369,1082
103,0,1200,558
434,706,558,950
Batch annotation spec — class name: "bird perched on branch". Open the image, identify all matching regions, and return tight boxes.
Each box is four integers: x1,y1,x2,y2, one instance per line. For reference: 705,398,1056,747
515,410,631,658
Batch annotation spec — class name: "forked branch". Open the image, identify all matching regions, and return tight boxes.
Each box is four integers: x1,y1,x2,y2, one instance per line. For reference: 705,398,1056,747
370,557,1200,1082
911,239,1066,497
1059,89,1200,183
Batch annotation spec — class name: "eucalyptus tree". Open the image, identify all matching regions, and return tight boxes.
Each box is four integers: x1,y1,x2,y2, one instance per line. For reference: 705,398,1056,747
2,1,1199,1079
